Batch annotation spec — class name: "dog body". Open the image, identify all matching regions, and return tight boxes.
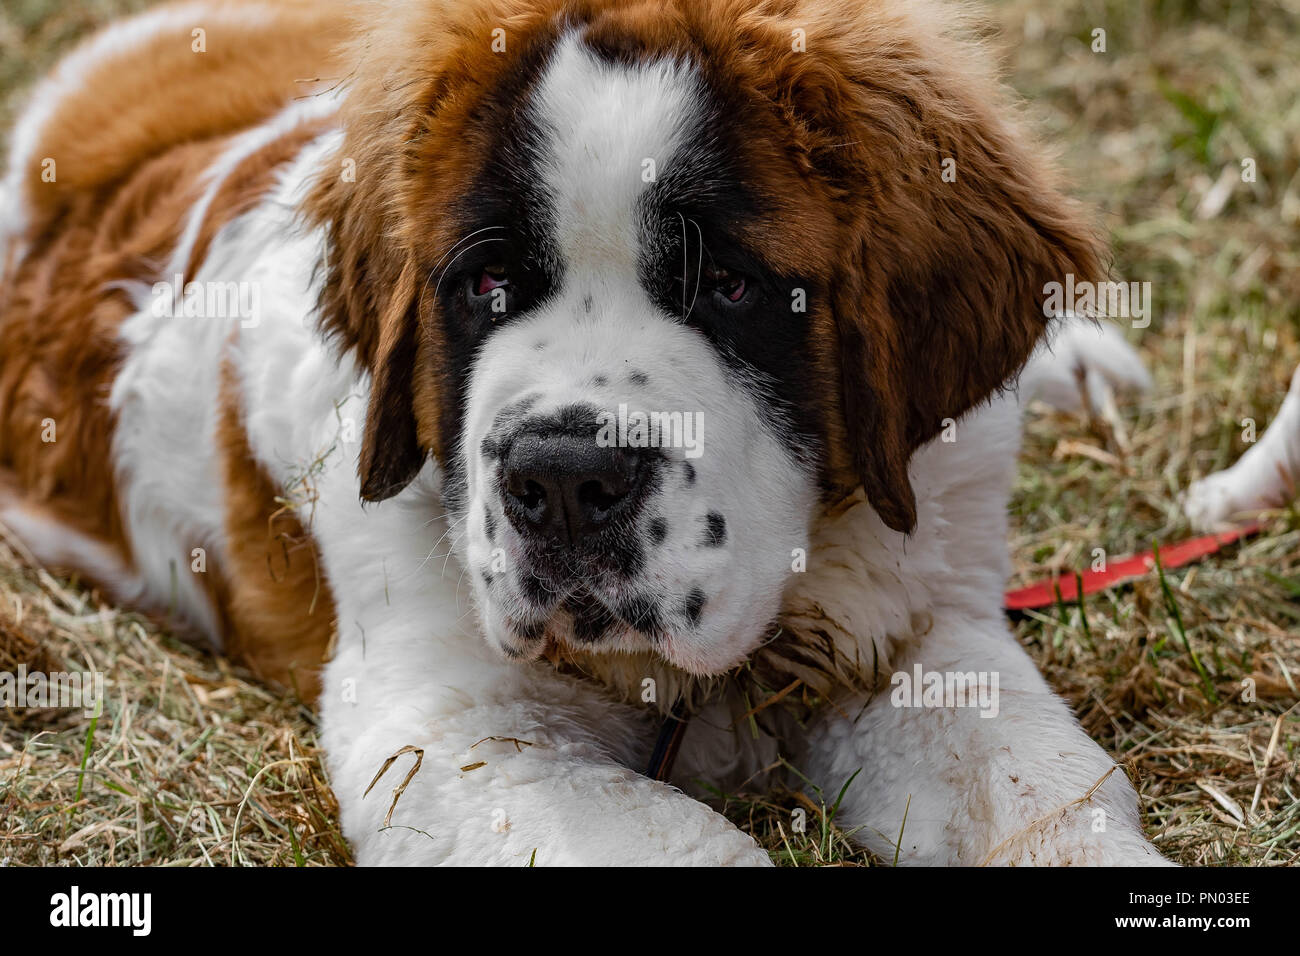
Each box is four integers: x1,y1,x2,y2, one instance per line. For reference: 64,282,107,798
0,0,1168,864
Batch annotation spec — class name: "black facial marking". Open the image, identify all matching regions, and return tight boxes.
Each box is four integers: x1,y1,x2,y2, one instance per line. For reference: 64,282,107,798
481,395,543,465
618,540,647,579
629,369,649,387
516,617,546,643
616,595,663,638
630,70,822,460
682,588,707,627
583,294,593,313
702,511,726,547
567,593,612,644
649,516,668,545
592,375,608,388
518,569,555,608
484,506,498,541
682,461,696,485
481,568,495,586
429,28,566,511
491,393,542,433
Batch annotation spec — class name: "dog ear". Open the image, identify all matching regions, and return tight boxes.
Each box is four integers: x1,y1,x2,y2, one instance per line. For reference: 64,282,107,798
356,258,427,502
310,164,430,502
297,4,516,503
738,0,1110,533
833,172,1103,534
824,100,1104,534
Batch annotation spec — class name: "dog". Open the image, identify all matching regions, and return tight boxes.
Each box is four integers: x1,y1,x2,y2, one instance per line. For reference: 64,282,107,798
0,0,1170,865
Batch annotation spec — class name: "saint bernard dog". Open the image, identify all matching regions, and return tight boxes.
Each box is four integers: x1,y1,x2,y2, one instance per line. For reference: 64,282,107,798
0,0,1171,864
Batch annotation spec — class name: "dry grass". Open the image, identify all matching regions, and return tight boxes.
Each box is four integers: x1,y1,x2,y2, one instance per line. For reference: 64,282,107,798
999,0,1300,867
2,0,1298,866
0,529,350,866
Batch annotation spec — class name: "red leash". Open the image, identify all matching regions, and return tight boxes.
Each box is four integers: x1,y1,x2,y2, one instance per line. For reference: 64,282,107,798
1004,523,1262,611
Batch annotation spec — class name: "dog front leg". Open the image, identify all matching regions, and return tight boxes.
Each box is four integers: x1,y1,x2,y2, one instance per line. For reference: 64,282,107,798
319,639,771,866
799,611,1171,865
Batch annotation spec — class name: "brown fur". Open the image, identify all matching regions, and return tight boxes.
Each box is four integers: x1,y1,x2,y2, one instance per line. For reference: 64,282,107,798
0,140,221,561
16,0,350,242
185,118,332,278
0,0,349,698
213,361,335,700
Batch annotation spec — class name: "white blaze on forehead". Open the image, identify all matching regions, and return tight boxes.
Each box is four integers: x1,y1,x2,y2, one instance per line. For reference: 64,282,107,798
531,34,703,272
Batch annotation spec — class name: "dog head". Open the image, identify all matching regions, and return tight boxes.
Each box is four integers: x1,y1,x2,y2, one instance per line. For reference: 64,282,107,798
308,0,1102,675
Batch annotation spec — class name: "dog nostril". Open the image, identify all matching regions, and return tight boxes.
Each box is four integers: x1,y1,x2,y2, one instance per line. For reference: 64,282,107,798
510,478,547,512
577,474,630,517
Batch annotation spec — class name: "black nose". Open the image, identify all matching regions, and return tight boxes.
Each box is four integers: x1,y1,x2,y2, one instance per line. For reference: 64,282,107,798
502,430,650,546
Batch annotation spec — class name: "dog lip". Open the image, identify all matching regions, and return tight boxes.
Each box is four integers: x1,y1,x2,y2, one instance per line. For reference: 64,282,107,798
498,584,664,651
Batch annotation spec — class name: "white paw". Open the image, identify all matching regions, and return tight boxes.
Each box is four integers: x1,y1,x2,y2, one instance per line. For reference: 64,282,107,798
1184,470,1250,531
1024,317,1153,414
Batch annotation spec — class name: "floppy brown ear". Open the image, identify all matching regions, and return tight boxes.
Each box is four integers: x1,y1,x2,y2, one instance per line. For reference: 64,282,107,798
355,258,427,502
309,159,430,502
746,0,1112,534
830,117,1104,534
295,0,509,503
304,89,434,504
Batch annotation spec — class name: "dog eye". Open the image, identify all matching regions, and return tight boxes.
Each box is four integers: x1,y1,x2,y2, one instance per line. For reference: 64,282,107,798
474,265,510,297
675,263,750,306
704,264,747,304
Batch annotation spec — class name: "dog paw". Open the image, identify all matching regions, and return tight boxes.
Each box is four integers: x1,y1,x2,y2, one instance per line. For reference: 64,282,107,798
1184,470,1252,531
1023,317,1153,414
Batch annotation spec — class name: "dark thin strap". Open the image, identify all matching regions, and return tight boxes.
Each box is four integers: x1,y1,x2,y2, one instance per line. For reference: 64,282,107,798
645,700,690,781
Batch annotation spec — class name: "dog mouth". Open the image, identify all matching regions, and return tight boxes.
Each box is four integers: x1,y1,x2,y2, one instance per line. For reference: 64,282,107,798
491,571,776,678
511,584,663,652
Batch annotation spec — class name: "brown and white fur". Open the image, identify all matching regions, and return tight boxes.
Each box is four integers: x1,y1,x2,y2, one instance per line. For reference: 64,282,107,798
0,0,1168,864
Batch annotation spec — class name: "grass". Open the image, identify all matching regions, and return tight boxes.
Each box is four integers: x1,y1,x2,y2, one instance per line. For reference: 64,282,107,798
996,0,1300,867
0,542,349,866
2,0,1299,866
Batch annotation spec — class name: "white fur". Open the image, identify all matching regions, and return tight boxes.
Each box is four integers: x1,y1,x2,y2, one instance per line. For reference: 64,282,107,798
775,383,1168,865
1185,363,1300,529
1019,316,1153,413
0,499,138,599
104,96,343,644
3,16,1171,865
